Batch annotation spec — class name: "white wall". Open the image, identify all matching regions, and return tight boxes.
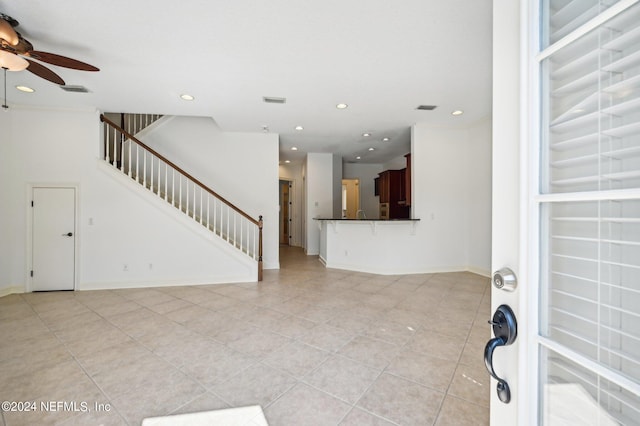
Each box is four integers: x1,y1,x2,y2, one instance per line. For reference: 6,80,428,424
467,118,492,274
139,116,279,269
305,153,336,255
412,124,471,269
412,120,491,274
0,112,17,294
0,108,268,295
343,163,384,219
278,162,304,247
383,154,408,171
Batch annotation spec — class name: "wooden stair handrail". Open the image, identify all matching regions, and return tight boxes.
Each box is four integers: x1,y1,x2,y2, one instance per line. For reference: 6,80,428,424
100,114,260,227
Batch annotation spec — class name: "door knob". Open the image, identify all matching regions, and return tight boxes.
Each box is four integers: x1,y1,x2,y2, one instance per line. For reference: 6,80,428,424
484,304,517,403
62,232,73,237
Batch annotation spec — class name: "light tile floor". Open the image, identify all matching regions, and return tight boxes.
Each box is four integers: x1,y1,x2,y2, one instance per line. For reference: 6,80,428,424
0,247,491,426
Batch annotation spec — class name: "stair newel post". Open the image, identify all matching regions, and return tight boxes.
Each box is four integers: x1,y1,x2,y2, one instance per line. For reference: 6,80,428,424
258,215,263,282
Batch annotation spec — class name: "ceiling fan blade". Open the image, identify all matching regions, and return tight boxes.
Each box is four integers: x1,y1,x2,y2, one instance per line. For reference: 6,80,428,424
0,18,19,46
26,59,65,85
28,51,99,71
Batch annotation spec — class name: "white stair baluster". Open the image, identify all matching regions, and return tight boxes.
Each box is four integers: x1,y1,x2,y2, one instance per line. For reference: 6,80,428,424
119,134,125,173
164,163,168,201
105,125,110,163
143,150,147,187
213,198,217,235
135,144,139,182
150,155,154,191
127,139,132,177
199,189,203,224
178,175,182,211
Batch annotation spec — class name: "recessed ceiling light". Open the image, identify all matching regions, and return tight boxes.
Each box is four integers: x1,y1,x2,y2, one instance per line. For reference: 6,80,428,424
285,160,291,164
382,137,390,142
291,146,298,151
295,125,304,131
356,156,361,160
15,85,34,93
180,94,194,101
452,110,464,116
362,133,371,137
368,147,375,151
336,103,348,109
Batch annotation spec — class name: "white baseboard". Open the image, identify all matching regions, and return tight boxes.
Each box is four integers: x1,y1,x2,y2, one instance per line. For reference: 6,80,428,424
321,258,491,278
324,260,470,276
0,286,24,297
466,265,491,277
78,275,257,291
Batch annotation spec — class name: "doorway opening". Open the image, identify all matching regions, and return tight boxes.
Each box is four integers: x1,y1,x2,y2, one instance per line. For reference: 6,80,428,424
341,179,360,219
279,179,292,245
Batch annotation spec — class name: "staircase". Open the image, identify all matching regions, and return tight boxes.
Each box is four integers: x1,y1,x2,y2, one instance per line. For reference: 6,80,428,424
100,114,263,281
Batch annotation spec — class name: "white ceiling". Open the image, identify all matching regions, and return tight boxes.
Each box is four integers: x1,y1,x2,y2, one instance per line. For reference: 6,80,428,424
0,0,492,164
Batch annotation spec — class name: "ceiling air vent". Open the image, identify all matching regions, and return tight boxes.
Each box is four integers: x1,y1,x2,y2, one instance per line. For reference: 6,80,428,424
263,96,286,104
416,105,437,110
60,85,90,93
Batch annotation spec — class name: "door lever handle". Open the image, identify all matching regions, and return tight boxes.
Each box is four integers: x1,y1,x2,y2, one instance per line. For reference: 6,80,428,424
62,232,73,237
484,304,517,404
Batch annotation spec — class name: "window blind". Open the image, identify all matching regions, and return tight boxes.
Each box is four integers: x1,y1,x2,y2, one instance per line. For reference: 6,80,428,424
539,1,640,424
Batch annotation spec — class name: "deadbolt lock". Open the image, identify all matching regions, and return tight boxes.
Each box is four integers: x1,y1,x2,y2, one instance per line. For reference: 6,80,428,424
492,267,517,292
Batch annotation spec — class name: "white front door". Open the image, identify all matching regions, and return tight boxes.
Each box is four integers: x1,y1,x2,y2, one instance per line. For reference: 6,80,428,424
32,187,76,291
491,0,640,424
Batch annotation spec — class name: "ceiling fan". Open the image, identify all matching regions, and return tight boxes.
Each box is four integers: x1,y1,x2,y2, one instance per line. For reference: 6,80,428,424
0,12,99,86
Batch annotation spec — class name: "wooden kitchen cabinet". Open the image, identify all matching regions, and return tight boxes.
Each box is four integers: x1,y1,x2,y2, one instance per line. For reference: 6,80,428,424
377,169,409,219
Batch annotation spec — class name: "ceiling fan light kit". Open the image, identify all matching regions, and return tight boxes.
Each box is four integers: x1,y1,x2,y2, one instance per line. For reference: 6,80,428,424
0,49,28,71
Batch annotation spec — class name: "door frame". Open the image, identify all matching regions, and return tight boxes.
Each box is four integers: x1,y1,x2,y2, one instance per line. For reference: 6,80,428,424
26,183,80,292
491,0,538,423
278,178,295,246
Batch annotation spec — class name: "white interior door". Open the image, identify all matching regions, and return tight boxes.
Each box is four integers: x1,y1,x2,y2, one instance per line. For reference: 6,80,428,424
32,187,76,291
491,0,640,424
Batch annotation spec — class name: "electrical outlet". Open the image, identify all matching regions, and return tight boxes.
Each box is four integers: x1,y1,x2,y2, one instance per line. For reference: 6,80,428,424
123,264,128,271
